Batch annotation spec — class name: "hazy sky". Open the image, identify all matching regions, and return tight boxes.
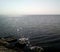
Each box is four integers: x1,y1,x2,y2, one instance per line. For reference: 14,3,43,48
0,0,60,15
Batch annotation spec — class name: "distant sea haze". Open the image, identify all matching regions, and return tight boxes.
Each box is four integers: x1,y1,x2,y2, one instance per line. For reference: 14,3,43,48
0,15,60,52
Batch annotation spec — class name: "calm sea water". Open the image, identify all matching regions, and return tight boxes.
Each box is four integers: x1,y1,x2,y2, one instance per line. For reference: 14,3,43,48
0,15,60,52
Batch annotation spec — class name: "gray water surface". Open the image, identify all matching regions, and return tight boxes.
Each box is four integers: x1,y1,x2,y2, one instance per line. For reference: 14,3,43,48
0,15,60,48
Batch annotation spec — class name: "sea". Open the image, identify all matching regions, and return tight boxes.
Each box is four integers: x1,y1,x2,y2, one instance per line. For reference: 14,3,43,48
0,15,60,52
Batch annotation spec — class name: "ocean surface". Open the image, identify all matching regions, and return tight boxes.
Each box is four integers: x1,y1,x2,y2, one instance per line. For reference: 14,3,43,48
0,15,60,52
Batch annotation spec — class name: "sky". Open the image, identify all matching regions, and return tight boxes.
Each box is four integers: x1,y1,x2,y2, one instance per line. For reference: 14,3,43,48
0,0,60,16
